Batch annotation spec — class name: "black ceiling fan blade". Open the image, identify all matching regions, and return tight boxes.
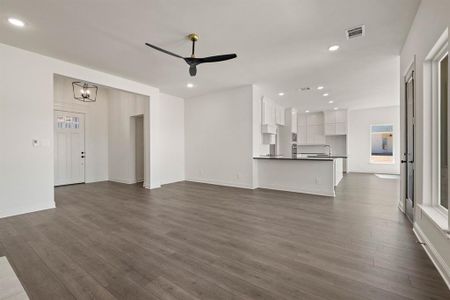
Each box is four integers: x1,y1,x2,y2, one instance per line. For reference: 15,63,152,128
189,65,197,76
197,54,237,64
145,43,183,59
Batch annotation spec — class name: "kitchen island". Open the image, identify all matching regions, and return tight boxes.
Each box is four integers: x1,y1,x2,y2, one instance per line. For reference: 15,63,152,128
254,155,345,197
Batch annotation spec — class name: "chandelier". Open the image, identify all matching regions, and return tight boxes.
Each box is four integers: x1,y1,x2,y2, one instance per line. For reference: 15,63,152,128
72,81,98,102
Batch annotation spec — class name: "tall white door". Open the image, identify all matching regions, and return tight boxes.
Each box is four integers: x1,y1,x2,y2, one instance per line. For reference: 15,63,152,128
54,111,85,186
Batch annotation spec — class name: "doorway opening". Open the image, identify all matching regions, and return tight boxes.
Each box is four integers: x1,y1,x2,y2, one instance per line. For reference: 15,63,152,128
53,74,150,188
131,115,145,185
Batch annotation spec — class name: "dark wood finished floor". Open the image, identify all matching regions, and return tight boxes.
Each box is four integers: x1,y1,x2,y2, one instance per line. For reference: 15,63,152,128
0,174,449,300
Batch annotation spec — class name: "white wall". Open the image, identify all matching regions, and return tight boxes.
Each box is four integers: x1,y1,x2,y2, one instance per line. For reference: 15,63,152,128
160,93,185,185
348,106,400,174
0,42,161,218
53,75,109,183
108,89,148,184
400,0,450,287
185,85,255,188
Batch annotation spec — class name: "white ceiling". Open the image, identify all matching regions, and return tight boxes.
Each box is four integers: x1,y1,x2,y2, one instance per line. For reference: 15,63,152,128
0,0,420,111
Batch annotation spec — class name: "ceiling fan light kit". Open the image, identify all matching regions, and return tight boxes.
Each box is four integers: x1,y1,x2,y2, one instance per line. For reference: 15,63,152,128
145,33,237,77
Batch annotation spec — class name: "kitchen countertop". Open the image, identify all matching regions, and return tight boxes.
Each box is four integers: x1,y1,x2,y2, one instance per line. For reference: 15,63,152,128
254,155,347,161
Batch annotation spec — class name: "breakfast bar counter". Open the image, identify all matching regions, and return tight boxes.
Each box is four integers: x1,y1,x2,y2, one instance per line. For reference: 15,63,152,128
254,155,345,197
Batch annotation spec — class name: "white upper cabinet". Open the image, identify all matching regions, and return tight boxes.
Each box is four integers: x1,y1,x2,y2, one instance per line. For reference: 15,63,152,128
275,105,285,126
262,98,274,125
297,112,326,144
261,97,285,126
335,110,347,123
290,108,298,133
324,110,348,136
307,113,323,126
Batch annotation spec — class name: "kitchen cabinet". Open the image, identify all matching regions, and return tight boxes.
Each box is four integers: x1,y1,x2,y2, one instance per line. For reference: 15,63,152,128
307,124,326,144
290,109,298,133
298,125,307,144
261,124,277,134
275,105,285,126
278,108,298,156
324,110,348,136
262,98,275,125
262,97,285,126
297,112,326,145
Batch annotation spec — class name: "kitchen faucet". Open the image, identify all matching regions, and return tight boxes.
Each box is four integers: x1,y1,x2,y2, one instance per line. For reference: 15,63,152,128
324,145,332,156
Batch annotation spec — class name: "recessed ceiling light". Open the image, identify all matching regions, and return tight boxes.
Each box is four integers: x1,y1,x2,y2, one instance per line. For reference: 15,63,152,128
305,110,310,113
334,107,339,110
8,18,25,27
328,100,334,104
186,83,194,88
323,93,329,97
328,45,340,52
278,92,285,96
317,86,324,90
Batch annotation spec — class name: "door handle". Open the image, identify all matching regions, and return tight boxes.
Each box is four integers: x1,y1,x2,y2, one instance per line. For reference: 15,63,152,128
401,160,407,163
81,155,85,158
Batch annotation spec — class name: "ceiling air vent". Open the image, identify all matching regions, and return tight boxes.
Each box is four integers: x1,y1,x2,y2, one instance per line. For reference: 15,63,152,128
346,25,365,40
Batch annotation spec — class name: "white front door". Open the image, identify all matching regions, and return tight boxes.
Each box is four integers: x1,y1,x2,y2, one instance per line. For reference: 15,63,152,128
54,111,85,186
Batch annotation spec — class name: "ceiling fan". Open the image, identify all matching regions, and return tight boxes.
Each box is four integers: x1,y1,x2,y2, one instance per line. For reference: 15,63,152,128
145,33,237,77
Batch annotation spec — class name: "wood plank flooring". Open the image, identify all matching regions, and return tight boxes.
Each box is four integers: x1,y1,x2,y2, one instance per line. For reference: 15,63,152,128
0,173,449,299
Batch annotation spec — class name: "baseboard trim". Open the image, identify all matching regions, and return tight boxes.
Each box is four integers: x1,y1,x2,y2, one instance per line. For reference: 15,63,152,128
0,202,55,219
413,224,450,289
398,200,405,213
186,178,253,189
109,178,137,185
257,184,335,197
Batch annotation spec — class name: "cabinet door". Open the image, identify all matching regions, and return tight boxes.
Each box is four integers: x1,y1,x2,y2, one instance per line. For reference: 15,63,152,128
324,111,336,124
307,125,325,144
262,100,276,125
262,99,270,125
275,106,285,125
298,113,307,127
291,110,298,133
335,122,347,135
307,113,323,125
325,123,336,136
316,125,326,144
335,110,347,123
298,126,307,144
268,102,275,125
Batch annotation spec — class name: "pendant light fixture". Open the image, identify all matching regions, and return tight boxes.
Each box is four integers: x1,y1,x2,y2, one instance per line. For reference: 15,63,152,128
72,81,98,102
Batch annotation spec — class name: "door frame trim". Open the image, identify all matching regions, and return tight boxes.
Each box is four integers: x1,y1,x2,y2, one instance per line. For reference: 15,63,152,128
401,58,416,222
